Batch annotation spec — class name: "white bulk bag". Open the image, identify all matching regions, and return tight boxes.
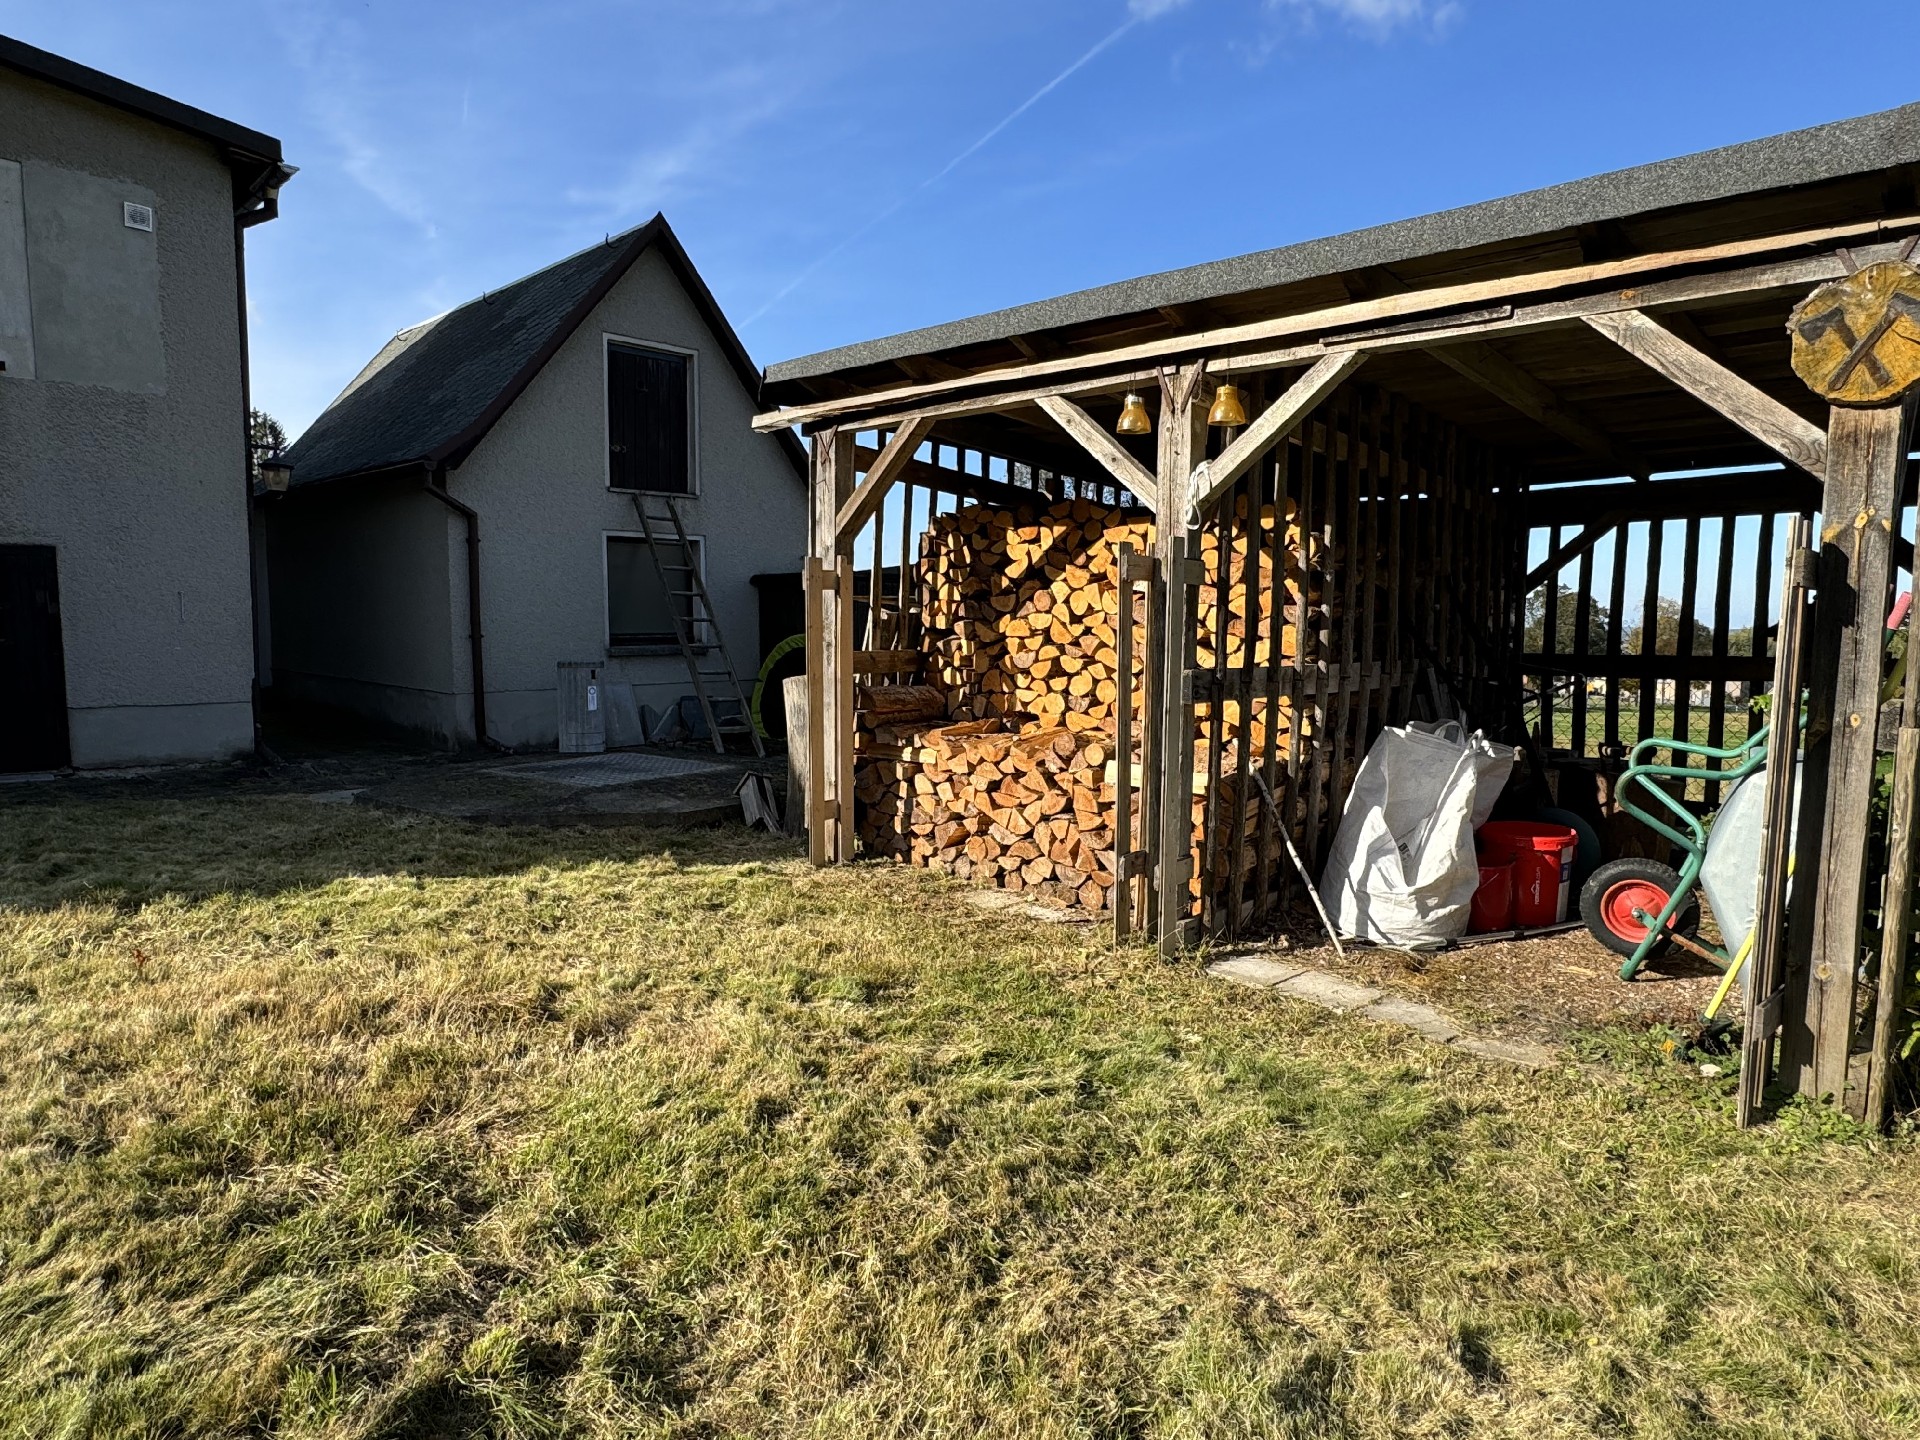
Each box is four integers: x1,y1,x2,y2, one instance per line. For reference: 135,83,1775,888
1318,723,1517,947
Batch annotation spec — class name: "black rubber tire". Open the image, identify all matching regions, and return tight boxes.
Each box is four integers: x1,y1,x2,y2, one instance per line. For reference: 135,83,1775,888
1579,857,1700,960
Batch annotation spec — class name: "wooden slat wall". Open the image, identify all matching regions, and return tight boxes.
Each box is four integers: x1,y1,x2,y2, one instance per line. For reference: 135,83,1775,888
1190,381,1522,936
843,428,1145,658
1521,487,1809,809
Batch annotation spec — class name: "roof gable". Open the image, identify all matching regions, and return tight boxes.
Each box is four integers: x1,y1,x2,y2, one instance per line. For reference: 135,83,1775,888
288,216,804,486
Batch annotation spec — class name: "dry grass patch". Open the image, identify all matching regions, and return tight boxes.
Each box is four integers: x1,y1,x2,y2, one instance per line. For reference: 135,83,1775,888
1,780,1917,1438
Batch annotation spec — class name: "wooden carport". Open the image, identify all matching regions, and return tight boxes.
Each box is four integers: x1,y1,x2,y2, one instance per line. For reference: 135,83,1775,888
756,103,1920,1125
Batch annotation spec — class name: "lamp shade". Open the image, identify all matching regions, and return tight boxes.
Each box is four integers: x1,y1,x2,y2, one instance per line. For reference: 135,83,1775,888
1115,392,1153,435
258,453,294,492
1207,383,1248,428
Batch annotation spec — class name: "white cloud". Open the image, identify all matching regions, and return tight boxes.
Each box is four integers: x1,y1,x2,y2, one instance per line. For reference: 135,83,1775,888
268,2,446,238
1267,0,1462,35
1129,0,1194,16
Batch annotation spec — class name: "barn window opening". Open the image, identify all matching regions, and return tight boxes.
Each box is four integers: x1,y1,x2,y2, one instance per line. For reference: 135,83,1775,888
607,534,702,648
607,341,691,493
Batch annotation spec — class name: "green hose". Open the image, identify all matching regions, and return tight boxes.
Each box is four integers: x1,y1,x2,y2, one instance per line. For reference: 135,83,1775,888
750,633,806,740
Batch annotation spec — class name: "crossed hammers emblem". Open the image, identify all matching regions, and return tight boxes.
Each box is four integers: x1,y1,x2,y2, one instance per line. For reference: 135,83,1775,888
1792,291,1920,390
1788,258,1920,405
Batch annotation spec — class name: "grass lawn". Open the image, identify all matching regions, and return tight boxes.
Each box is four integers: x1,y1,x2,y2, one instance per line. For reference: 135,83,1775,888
3,777,1918,1438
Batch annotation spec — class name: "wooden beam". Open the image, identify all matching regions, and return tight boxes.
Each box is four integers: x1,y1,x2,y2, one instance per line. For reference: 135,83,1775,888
834,416,935,544
1427,341,1649,477
1582,310,1828,478
753,213,1920,432
1523,517,1621,591
1525,470,1821,527
853,445,1065,513
823,241,1913,441
1187,351,1366,519
1033,393,1159,510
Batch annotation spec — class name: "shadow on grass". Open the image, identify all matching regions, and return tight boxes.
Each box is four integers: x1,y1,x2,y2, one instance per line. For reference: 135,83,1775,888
0,762,800,913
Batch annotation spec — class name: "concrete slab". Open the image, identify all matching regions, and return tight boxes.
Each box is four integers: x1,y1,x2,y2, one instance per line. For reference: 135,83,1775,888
1270,969,1383,1012
1202,954,1561,1071
1204,955,1310,990
356,746,786,828
1450,1034,1558,1070
1361,993,1463,1043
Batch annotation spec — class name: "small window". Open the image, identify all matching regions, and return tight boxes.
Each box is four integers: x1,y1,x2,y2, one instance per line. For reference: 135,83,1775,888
607,342,691,493
607,534,702,648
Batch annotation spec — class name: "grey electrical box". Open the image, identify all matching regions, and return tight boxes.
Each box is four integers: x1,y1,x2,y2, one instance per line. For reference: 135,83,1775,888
556,661,606,754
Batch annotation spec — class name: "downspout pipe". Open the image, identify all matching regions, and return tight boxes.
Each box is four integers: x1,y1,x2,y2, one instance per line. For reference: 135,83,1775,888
233,158,296,763
422,467,501,751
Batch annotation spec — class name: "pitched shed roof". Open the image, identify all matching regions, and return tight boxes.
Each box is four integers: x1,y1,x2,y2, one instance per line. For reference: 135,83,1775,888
287,215,804,486
763,100,1920,398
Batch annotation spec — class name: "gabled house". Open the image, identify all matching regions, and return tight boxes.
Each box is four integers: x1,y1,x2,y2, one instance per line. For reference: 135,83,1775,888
0,37,291,771
267,216,807,750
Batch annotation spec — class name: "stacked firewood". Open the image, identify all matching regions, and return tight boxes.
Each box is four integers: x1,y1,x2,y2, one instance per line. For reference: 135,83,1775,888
854,494,1320,913
857,720,1120,911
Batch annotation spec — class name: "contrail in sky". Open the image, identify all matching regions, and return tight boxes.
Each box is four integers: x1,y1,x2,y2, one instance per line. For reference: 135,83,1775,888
744,15,1145,325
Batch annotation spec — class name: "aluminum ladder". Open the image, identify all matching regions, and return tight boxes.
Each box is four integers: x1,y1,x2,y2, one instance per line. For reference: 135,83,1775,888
630,494,764,756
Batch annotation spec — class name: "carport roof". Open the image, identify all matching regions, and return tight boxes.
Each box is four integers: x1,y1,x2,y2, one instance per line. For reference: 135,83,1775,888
763,100,1920,400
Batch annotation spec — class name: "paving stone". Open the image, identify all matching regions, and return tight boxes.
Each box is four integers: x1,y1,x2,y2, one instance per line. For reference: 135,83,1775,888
1204,955,1309,990
1450,1034,1558,1070
1361,993,1463,1043
1269,968,1382,1011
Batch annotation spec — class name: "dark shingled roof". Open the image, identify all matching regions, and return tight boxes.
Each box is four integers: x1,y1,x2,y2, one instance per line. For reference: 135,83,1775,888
764,100,1920,390
288,215,804,486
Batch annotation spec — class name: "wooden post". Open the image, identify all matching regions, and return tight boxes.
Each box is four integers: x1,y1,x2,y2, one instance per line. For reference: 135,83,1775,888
1864,533,1920,1124
1790,397,1914,1109
1155,363,1210,955
807,429,858,866
1738,518,1813,1127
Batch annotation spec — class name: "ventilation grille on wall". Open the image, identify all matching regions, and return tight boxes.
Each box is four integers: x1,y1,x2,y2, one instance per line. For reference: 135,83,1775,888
122,201,154,232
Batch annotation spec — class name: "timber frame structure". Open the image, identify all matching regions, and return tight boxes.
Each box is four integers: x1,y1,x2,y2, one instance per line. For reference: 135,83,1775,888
760,103,1920,1126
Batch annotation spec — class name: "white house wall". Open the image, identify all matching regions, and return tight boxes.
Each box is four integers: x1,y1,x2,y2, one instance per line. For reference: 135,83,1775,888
0,68,256,766
449,244,804,748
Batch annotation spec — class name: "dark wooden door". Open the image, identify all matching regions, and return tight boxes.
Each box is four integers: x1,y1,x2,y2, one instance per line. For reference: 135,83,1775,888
0,545,71,771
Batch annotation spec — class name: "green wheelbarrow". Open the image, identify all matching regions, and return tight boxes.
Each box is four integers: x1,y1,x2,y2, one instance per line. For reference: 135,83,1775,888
1578,723,1777,984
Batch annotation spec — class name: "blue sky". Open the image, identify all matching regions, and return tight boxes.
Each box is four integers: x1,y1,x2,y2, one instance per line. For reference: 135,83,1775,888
13,0,1920,444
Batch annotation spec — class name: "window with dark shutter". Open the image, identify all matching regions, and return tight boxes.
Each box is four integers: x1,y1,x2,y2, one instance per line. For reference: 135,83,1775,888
607,535,702,648
607,342,691,493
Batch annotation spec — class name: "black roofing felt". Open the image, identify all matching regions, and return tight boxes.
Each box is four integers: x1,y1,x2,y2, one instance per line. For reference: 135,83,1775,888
765,100,1920,388
0,33,281,162
287,217,805,487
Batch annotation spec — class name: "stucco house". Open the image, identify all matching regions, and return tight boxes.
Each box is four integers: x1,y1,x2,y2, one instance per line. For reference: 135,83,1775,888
0,37,291,771
266,216,807,750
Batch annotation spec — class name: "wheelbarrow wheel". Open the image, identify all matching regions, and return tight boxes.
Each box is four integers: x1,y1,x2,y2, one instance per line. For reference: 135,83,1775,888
1580,858,1700,960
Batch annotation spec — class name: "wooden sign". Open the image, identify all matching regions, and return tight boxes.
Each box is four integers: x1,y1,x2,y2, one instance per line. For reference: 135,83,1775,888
1789,260,1920,406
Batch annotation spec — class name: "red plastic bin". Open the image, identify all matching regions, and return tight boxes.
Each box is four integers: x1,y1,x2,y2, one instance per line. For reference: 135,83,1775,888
1469,855,1517,933
1476,821,1578,927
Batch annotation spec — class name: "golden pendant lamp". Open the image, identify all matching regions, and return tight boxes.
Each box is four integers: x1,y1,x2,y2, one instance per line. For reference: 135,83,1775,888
1207,382,1248,428
1115,391,1153,435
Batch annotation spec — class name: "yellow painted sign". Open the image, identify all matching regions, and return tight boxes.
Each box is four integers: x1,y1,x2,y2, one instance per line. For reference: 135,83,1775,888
1789,260,1920,406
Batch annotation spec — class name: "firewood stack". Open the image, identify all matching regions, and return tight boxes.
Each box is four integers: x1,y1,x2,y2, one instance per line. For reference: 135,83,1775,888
854,493,1320,913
